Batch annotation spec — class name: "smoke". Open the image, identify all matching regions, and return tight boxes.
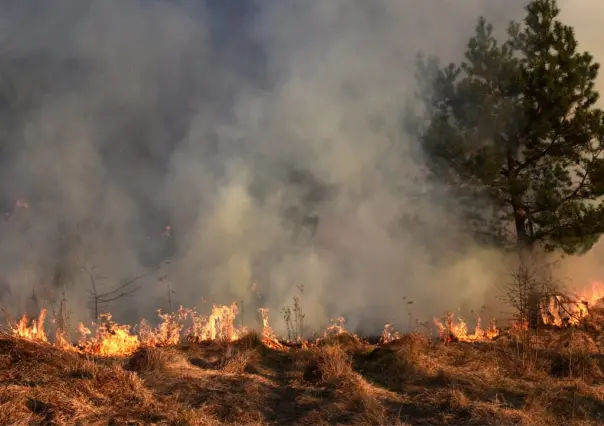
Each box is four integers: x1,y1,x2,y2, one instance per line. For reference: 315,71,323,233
531,1,604,295
0,0,561,335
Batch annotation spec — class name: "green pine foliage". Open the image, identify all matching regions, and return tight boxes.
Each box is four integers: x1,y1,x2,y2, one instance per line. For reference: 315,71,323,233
416,0,604,255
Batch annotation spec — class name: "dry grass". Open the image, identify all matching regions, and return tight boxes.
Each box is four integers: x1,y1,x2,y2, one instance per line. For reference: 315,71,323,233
1,328,604,425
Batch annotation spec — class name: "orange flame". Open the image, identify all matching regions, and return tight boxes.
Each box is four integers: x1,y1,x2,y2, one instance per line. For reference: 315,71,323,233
77,314,140,357
380,322,401,344
579,282,604,309
258,308,285,349
188,302,241,342
12,309,48,343
540,282,604,328
140,308,186,347
434,312,498,342
323,317,347,337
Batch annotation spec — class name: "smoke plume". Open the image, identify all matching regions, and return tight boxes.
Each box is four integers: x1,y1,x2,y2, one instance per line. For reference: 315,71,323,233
7,0,599,335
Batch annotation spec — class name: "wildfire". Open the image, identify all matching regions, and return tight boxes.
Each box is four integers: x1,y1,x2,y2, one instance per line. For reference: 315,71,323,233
434,312,499,343
8,302,247,356
579,282,604,310
323,317,347,337
140,308,185,347
188,302,242,342
541,282,604,328
258,308,285,350
380,322,402,344
77,314,141,357
12,309,48,343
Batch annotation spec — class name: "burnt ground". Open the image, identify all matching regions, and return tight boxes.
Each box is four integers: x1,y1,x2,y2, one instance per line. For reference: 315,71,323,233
1,330,604,425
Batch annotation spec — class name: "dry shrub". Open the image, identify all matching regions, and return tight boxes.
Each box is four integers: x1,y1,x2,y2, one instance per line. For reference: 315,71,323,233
0,387,33,425
305,344,357,387
124,346,178,372
234,330,263,349
64,358,98,379
385,332,429,350
124,347,166,373
349,393,388,425
522,383,600,424
362,347,417,389
359,334,428,391
304,344,389,423
547,351,604,382
317,332,364,350
221,348,259,374
445,387,470,410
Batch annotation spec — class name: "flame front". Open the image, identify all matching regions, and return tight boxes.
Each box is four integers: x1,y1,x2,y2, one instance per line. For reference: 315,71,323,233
434,312,499,342
380,323,401,344
78,314,140,357
258,308,285,349
579,282,604,310
540,282,604,327
12,309,48,343
188,302,241,343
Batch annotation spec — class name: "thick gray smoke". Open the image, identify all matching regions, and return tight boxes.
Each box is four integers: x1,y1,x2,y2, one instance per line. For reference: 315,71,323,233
0,0,550,335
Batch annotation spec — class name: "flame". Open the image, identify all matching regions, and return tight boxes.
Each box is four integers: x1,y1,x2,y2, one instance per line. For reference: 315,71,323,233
55,329,80,352
258,308,285,349
12,309,48,343
188,302,241,342
579,282,604,309
10,303,249,356
380,322,401,344
323,317,347,337
140,308,186,347
540,282,604,328
77,314,140,357
434,312,499,342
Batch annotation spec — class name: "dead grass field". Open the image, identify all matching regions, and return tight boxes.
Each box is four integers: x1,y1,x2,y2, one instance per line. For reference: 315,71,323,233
1,328,604,425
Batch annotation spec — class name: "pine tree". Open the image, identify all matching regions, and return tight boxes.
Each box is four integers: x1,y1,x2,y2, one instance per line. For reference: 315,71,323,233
416,0,604,256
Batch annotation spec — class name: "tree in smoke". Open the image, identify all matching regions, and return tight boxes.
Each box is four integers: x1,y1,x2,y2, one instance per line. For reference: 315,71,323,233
81,260,148,320
415,0,604,325
417,0,604,254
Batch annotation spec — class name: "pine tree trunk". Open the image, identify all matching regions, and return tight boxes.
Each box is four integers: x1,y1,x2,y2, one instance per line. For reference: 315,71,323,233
515,211,541,328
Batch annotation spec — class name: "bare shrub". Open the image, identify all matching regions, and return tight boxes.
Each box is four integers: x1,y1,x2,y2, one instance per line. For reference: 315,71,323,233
499,258,560,370
281,285,305,342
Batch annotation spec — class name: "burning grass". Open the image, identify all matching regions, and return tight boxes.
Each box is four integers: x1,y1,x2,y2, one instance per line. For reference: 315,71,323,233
2,281,604,424
3,322,604,424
